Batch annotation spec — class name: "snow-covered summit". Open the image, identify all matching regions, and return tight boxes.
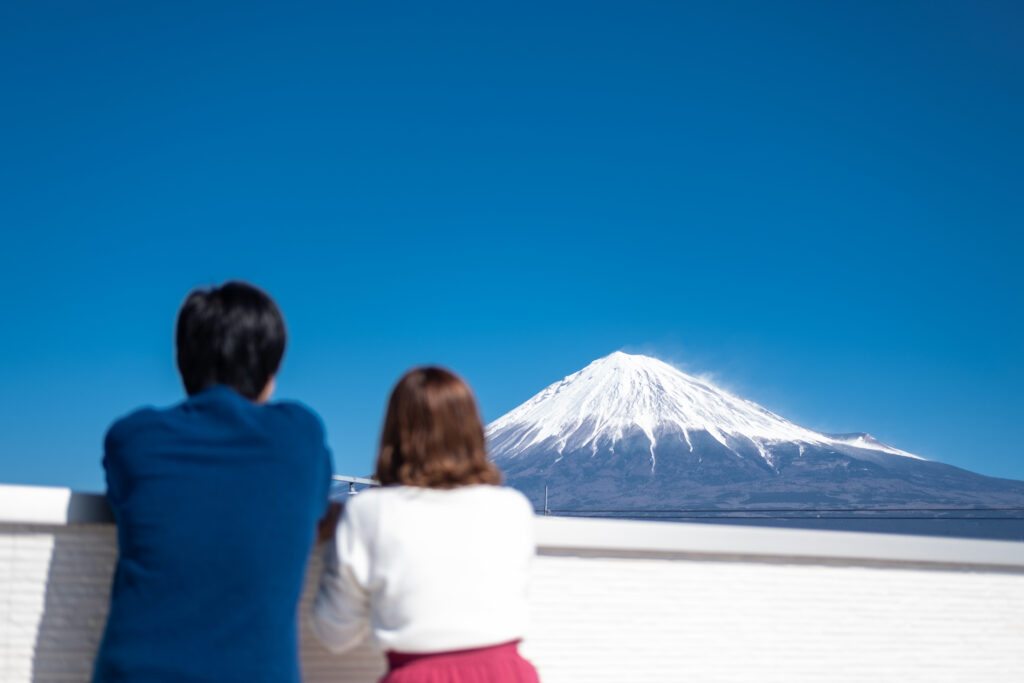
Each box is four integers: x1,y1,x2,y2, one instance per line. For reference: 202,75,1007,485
486,351,922,463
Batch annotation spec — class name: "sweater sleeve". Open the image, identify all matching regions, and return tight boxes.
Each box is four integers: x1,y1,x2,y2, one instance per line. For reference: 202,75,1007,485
310,502,372,653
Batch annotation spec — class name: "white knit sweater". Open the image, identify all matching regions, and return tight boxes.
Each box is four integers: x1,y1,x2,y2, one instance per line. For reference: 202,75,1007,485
311,484,535,654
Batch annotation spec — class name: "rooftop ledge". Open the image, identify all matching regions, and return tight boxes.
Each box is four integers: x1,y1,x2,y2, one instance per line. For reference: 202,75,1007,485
5,483,1024,683
3,483,1023,572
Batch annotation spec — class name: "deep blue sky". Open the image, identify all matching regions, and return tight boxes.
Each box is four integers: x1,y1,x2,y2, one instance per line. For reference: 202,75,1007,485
2,1,1021,492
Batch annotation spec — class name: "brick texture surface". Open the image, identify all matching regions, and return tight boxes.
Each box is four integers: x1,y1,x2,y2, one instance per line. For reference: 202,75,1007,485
2,524,1023,683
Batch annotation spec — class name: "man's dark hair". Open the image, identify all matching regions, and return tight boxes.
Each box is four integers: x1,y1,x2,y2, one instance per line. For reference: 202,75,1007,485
175,281,286,400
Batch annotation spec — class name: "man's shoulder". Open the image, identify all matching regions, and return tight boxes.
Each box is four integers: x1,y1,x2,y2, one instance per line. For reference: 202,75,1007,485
262,400,329,449
265,399,324,428
105,405,162,448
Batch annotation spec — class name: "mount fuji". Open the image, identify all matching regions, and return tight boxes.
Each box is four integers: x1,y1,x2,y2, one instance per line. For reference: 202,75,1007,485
486,352,1024,538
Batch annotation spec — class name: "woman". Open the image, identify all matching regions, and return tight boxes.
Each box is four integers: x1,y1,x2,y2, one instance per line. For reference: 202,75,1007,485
312,367,540,683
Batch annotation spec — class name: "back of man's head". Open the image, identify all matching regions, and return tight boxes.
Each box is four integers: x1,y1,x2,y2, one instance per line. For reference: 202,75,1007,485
175,281,286,400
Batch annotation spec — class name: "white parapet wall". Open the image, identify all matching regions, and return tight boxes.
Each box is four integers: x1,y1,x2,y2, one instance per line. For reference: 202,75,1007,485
2,483,1024,683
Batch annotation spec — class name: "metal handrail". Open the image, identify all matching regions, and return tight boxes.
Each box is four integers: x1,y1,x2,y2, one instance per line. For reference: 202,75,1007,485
331,474,379,494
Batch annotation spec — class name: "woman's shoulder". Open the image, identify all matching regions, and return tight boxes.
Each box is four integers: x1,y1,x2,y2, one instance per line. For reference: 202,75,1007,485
347,484,534,514
437,485,537,523
341,486,388,516
483,485,535,513
341,485,416,522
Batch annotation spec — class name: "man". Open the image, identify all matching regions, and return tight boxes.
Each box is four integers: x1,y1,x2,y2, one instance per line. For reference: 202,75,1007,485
93,281,333,682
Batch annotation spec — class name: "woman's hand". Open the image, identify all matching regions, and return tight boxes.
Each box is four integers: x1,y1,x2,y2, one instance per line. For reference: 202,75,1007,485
317,502,344,544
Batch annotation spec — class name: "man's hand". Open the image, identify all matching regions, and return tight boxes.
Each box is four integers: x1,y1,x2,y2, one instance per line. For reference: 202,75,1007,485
317,502,344,544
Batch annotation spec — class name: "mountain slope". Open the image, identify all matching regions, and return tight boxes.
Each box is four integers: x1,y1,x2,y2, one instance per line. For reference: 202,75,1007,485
486,352,1024,522
488,351,919,470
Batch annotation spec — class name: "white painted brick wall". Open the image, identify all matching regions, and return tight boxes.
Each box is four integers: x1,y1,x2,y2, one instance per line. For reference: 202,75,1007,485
3,522,1024,683
522,554,1024,682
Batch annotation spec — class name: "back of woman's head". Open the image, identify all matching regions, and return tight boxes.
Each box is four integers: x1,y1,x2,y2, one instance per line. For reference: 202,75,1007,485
375,367,502,489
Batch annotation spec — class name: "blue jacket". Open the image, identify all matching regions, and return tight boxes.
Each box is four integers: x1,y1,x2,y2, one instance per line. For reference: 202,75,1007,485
93,385,333,682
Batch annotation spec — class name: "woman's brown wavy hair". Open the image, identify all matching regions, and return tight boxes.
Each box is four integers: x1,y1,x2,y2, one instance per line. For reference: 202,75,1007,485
375,366,502,488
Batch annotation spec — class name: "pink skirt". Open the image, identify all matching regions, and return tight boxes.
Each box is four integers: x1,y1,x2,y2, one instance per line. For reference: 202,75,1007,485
383,640,540,683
